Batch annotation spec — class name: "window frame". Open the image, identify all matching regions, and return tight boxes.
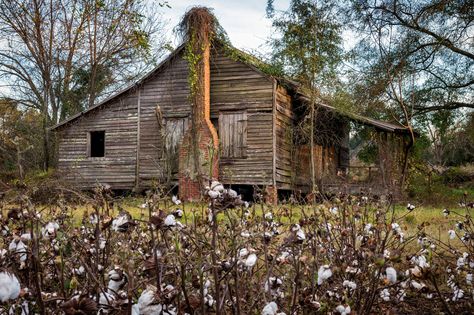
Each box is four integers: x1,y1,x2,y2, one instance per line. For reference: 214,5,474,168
87,130,106,158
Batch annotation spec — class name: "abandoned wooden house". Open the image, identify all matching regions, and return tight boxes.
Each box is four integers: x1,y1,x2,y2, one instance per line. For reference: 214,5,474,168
52,31,411,202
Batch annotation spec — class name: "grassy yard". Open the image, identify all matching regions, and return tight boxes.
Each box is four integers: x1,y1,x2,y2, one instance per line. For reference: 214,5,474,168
6,196,464,244
2,193,469,248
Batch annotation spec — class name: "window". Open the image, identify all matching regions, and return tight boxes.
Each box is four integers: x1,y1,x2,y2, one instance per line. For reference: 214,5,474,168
219,111,247,158
89,131,105,157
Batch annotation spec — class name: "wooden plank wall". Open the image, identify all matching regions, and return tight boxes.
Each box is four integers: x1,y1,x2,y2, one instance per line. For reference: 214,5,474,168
57,47,276,190
274,85,294,189
137,56,191,187
210,48,275,185
57,92,138,189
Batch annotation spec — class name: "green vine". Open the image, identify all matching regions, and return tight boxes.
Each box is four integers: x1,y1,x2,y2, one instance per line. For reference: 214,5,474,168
219,39,284,78
183,32,202,98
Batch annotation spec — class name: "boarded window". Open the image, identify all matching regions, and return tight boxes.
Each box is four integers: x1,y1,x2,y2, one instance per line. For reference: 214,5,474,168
89,131,105,157
162,117,188,173
219,111,247,158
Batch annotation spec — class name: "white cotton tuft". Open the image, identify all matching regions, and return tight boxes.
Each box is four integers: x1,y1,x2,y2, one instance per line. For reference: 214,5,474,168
386,267,397,284
208,190,220,199
317,265,332,285
335,304,351,315
137,286,162,315
42,222,60,238
227,189,238,198
261,301,278,315
380,288,390,301
9,239,27,262
245,253,257,268
343,280,357,290
164,214,176,227
211,181,225,193
107,269,126,294
448,230,456,240
171,195,181,205
0,272,21,302
239,248,249,258
296,229,306,241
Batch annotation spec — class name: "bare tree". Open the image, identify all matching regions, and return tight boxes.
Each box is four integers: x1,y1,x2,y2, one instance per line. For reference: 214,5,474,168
0,0,167,169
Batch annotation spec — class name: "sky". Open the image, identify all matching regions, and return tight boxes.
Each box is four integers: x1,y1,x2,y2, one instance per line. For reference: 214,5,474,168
158,0,291,53
0,1,289,96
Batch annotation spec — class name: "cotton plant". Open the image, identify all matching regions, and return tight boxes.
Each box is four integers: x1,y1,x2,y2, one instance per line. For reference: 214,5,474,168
1,186,473,313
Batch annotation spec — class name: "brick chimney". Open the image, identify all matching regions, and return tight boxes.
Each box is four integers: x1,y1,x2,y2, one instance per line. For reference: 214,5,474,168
178,8,219,201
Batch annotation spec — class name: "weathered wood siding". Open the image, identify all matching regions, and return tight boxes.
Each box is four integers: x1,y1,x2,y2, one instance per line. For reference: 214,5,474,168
57,92,138,189
57,46,277,189
137,55,191,187
210,48,274,185
274,85,294,189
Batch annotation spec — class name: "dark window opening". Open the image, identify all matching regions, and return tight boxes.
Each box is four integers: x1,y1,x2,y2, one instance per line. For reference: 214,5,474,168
90,131,105,157
211,117,219,134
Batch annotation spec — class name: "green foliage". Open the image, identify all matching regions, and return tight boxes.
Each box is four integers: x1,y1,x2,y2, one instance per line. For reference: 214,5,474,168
220,42,284,78
348,0,473,117
357,143,378,164
266,0,344,92
61,64,114,118
0,100,44,178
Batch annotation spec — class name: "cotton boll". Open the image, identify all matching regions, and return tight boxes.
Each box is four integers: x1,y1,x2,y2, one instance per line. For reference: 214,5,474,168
466,273,473,285
107,269,127,294
239,248,249,258
0,272,21,302
386,267,397,284
111,212,134,232
208,190,220,199
410,280,426,291
131,304,140,315
173,209,184,218
335,304,351,315
171,195,181,205
342,280,357,290
245,253,257,268
317,265,332,285
20,233,31,242
137,286,162,314
448,230,456,240
9,239,27,262
262,301,278,315
42,222,60,238
98,292,115,309
264,212,273,221
227,189,238,198
210,181,225,193
452,288,464,301
380,288,390,301
241,231,251,238
296,229,306,241
164,215,176,227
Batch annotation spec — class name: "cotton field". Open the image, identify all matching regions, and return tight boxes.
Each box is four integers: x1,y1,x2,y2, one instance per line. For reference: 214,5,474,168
0,183,473,314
